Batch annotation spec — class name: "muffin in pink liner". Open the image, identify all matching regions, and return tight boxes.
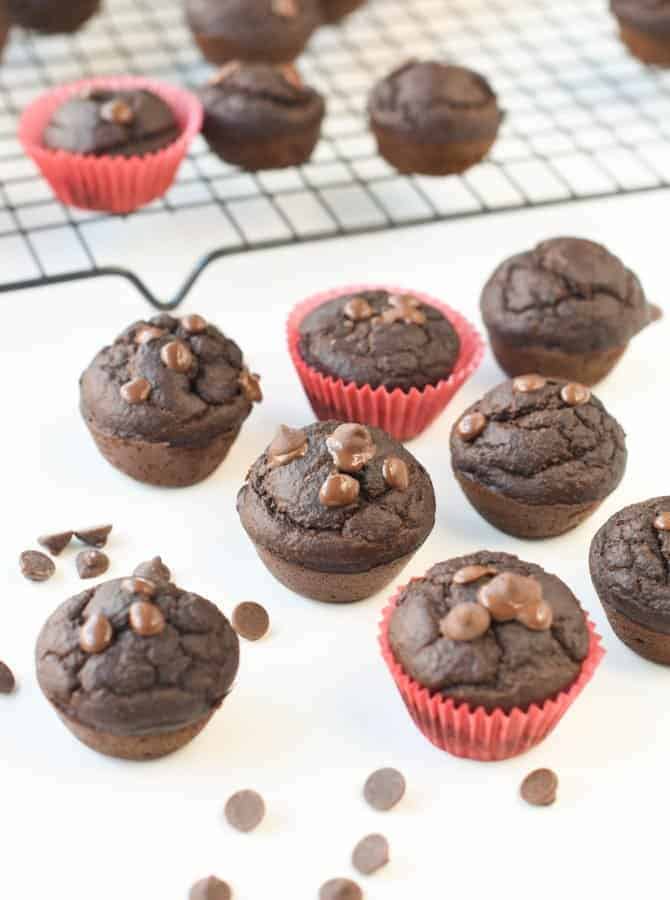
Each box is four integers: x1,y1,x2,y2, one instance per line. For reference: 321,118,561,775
379,552,604,762
18,75,203,214
287,285,484,442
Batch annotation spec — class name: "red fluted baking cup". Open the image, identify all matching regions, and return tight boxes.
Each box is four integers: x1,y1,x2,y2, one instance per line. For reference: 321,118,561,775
379,584,605,761
287,285,485,442
18,76,203,214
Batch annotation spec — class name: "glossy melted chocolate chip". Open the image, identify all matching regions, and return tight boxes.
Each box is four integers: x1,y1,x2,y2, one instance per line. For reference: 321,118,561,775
239,369,263,403
382,456,409,491
381,294,427,325
440,602,491,641
561,382,591,406
181,314,208,334
319,472,360,507
80,612,113,654
654,512,670,531
135,324,165,345
326,423,376,473
129,600,166,637
120,377,151,405
478,572,552,630
453,564,498,585
456,412,487,441
513,374,547,392
268,425,308,468
161,340,194,374
344,296,374,321
100,98,134,125
122,576,157,597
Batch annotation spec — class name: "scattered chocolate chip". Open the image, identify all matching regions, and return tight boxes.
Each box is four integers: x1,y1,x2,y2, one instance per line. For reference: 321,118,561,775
161,340,194,373
135,324,165,345
453,564,497,585
319,878,362,900
654,512,670,532
75,525,112,548
268,425,307,468
326,423,376,473
456,412,486,441
319,472,360,508
189,876,232,900
363,768,406,811
0,662,15,694
80,612,113,654
38,531,73,556
181,314,208,334
239,368,263,403
513,374,547,392
76,549,109,580
272,0,298,16
344,296,374,321
100,98,134,125
224,789,265,833
20,550,55,583
133,557,171,585
122,576,157,597
383,456,409,491
129,601,165,637
560,382,591,406
352,834,389,876
440,602,491,642
520,768,558,807
120,376,151,405
382,294,427,325
233,602,270,641
478,572,543,623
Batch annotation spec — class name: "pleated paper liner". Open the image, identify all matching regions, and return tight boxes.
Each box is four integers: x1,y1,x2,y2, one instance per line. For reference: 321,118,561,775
287,285,485,442
19,75,203,214
379,584,605,761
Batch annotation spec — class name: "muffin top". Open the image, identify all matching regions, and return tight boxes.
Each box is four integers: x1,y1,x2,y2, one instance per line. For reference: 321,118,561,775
200,62,325,137
298,290,461,391
450,376,626,506
611,0,670,31
368,61,502,141
35,559,240,736
590,497,670,633
44,88,180,158
389,551,590,712
186,0,321,41
481,237,651,354
237,421,436,572
80,313,261,447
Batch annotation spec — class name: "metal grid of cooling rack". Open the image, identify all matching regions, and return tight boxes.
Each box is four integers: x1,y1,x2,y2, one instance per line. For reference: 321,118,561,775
1,0,670,308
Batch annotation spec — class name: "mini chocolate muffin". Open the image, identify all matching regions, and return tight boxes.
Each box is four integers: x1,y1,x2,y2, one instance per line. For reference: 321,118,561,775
199,62,325,170
389,551,590,712
80,313,262,487
611,0,670,65
481,237,655,386
8,0,99,33
450,376,627,539
44,88,180,158
319,0,365,23
35,560,240,760
237,421,436,603
368,60,503,176
186,0,322,65
590,498,670,664
298,289,461,391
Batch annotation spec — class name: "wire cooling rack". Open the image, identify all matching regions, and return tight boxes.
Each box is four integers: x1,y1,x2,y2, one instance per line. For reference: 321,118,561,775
1,0,670,308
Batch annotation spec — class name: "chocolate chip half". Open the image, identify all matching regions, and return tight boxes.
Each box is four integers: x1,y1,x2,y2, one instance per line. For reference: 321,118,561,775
363,768,406,811
232,602,270,641
80,612,113,654
20,550,55,583
133,556,171,585
76,549,109,580
520,768,558,807
75,525,112,548
38,531,73,556
0,662,16,694
319,878,362,900
352,834,389,876
224,790,265,832
189,876,232,900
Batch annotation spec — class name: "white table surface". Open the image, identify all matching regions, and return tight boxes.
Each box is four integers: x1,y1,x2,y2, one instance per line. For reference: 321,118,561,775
1,188,667,900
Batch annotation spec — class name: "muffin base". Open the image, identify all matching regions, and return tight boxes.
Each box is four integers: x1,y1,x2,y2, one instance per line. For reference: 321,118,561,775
455,472,601,539
321,0,366,23
617,22,670,66
9,0,100,33
601,598,670,665
85,418,240,487
191,30,309,65
372,123,496,175
203,126,321,171
489,334,626,386
254,544,416,603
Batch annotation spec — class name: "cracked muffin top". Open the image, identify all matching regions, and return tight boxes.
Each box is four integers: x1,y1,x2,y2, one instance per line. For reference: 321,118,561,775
611,0,670,31
237,421,436,572
450,376,627,506
389,551,590,712
590,497,670,633
481,237,652,353
35,560,240,736
80,313,261,447
368,61,502,141
298,289,461,391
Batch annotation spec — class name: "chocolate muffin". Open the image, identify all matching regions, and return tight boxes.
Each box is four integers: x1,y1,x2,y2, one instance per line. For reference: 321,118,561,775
199,62,325,170
0,1,9,59
237,421,436,603
8,0,99,32
44,88,180,158
80,313,262,487
368,60,503,176
319,0,365,23
298,289,461,391
450,376,627,539
186,0,322,65
35,559,240,760
481,237,655,386
611,0,670,65
389,551,590,712
590,498,670,664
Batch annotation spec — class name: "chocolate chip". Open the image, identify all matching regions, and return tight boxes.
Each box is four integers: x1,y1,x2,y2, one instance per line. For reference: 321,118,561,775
319,472,360,508
456,412,486,441
76,549,109,580
232,602,270,641
122,576,157,597
344,296,374,321
38,531,73,556
100,98,134,125
352,834,389,876
326,423,376,473
20,550,55,583
75,525,112,548
189,876,232,900
161,340,194,373
268,425,307,468
478,572,543,623
0,662,16,694
129,601,165,637
520,768,558,807
80,612,113,654
272,0,298,16
453,564,497,585
561,382,591,406
382,294,427,325
133,557,171,585
654,512,670,532
440,602,491,642
382,456,409,491
516,598,553,631
363,768,406,811
513,374,547,392
239,368,263,403
181,314,207,334
319,878,362,900
120,377,151,405
135,324,165,345
224,790,265,832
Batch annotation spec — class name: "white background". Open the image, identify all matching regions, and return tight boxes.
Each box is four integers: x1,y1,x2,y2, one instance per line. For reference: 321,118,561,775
1,190,667,899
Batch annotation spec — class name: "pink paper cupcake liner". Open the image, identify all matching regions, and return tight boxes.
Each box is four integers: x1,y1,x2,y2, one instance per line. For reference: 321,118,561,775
379,584,605,762
19,75,203,214
287,285,485,442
